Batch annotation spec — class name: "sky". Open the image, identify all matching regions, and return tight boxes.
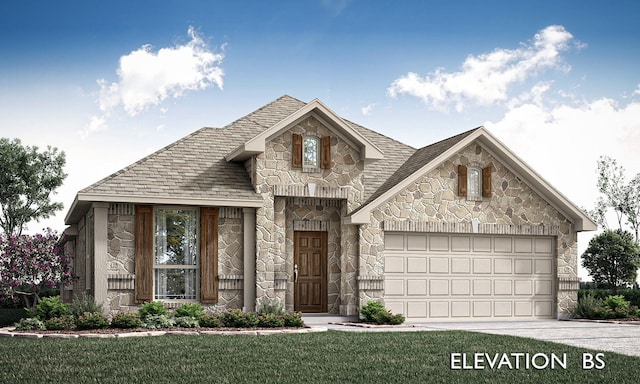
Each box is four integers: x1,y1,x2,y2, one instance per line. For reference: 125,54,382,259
1,0,639,280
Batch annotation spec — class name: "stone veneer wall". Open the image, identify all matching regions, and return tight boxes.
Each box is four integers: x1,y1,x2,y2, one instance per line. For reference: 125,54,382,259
359,143,578,316
253,116,364,312
102,204,245,314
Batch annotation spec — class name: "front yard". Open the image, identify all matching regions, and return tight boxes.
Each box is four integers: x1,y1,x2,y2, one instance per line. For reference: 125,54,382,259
0,330,637,383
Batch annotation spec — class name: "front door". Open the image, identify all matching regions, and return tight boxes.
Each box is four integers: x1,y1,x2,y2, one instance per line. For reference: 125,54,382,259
294,231,327,313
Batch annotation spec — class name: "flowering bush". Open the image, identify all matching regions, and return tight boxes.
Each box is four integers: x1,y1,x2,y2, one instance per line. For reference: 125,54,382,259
0,229,73,310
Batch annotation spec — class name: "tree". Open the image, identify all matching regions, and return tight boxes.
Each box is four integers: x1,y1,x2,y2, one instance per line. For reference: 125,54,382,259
581,229,640,293
0,138,67,236
0,229,73,310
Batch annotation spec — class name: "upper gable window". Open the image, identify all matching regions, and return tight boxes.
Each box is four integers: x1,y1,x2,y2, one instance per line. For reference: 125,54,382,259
458,164,492,200
303,136,320,168
292,133,331,170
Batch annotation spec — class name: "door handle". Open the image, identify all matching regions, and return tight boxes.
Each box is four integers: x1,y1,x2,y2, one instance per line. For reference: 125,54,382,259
293,264,298,283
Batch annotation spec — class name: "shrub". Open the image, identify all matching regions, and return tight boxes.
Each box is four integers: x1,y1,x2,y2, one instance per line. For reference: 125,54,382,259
575,293,603,319
199,313,223,328
44,315,75,330
258,313,285,328
576,293,640,319
32,296,69,321
579,289,640,307
256,298,285,315
110,312,143,329
359,300,405,325
143,314,174,329
174,303,205,319
175,316,200,328
138,301,167,320
76,312,109,330
283,311,304,327
221,309,260,328
14,317,45,331
69,293,102,319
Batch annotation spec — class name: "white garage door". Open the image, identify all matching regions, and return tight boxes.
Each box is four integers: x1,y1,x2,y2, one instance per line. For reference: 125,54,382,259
383,233,555,320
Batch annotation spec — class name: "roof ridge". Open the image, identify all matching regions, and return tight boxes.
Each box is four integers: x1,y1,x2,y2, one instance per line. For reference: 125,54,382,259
79,127,212,193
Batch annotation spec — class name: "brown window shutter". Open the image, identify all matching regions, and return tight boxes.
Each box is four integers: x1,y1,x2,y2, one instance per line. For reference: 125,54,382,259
458,165,467,196
482,166,492,197
134,205,153,303
200,207,219,303
292,133,302,168
321,136,331,169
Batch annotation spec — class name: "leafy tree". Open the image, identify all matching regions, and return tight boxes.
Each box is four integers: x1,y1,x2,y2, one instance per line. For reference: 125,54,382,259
0,138,66,236
0,229,73,310
581,229,640,293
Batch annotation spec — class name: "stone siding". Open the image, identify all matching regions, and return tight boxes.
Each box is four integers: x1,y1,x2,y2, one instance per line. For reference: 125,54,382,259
254,116,364,313
359,144,578,315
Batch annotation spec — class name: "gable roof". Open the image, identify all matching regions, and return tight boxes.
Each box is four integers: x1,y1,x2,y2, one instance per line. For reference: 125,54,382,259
347,127,597,231
225,98,384,162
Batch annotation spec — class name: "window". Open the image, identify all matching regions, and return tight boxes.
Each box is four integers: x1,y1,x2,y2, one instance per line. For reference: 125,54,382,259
303,136,319,168
134,205,218,304
292,133,332,169
154,208,198,300
467,167,482,199
458,164,492,199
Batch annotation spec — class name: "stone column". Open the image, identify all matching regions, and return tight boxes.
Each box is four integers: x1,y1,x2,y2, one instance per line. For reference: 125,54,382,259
242,208,256,312
92,203,109,315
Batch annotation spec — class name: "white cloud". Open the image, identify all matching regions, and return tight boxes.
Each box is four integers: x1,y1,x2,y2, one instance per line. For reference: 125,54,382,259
633,84,640,96
85,27,224,137
388,25,577,112
484,89,640,209
361,103,375,116
79,115,108,139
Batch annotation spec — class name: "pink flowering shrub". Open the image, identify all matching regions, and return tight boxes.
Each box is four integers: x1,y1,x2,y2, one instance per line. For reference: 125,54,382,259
0,228,73,310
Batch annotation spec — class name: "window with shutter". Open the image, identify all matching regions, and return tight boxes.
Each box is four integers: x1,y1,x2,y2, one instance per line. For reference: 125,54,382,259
482,166,492,197
458,165,467,196
321,135,331,169
292,133,303,168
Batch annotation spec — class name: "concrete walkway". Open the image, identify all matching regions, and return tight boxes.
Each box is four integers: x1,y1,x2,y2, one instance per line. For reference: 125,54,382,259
302,315,640,358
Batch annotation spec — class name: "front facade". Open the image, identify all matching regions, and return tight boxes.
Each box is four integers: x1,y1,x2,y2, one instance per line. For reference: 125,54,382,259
62,95,595,320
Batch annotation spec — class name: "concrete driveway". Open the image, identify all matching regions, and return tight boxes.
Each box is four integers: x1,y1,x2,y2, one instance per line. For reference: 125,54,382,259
303,315,640,358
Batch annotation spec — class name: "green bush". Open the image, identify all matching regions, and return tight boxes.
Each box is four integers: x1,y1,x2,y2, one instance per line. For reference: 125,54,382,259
143,314,175,329
138,301,168,320
256,298,285,315
110,312,143,329
283,311,304,327
175,316,200,328
221,309,260,328
576,293,640,319
44,315,76,330
0,308,28,327
199,313,223,328
76,312,109,330
579,289,640,308
14,317,45,331
33,296,69,321
258,313,285,328
69,293,103,319
359,301,405,325
174,303,205,319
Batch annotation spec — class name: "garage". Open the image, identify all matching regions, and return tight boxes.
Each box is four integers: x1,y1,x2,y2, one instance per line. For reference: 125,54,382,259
383,232,556,321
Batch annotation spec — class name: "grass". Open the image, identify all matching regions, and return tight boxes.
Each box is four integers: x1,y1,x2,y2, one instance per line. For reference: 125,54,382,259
0,330,637,383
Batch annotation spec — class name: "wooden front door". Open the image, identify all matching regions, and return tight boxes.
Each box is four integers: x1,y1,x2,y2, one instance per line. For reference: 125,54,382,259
294,231,328,313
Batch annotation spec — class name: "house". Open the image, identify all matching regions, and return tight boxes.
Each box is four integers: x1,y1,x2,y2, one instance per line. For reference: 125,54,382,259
62,95,596,320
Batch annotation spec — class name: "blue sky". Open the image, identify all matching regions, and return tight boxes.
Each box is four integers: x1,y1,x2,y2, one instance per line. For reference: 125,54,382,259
1,1,639,279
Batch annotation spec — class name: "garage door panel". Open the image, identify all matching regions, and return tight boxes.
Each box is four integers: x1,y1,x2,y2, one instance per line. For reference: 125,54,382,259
385,279,404,296
451,301,471,317
407,279,427,295
383,233,555,320
429,257,449,273
473,258,492,274
429,279,449,295
407,257,427,273
385,257,404,273
430,302,449,317
494,258,512,274
407,301,427,318
451,279,471,295
494,301,513,317
451,258,470,273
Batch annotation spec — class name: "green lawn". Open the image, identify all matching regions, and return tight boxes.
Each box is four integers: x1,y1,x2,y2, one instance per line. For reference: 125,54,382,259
0,330,636,383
